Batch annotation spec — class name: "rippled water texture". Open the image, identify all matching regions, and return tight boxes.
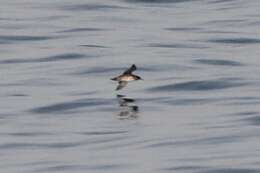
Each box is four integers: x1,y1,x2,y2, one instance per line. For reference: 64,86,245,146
1,0,260,172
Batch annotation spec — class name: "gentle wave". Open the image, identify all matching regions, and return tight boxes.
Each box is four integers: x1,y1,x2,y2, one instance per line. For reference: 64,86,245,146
144,135,242,149
194,59,244,66
0,136,127,150
57,27,109,33
79,44,109,48
125,0,196,3
0,53,89,64
147,43,209,49
0,141,83,150
164,167,260,173
165,27,202,31
78,131,128,136
35,164,127,172
0,35,58,44
61,4,129,11
208,38,260,44
147,78,247,92
0,132,52,137
160,98,221,105
201,168,260,173
30,98,112,114
164,166,207,171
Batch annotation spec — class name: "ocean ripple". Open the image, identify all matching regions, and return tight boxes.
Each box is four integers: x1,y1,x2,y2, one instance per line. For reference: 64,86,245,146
194,59,244,66
125,0,196,3
31,98,111,114
148,78,247,92
208,38,260,44
61,4,128,11
0,35,58,44
0,53,89,64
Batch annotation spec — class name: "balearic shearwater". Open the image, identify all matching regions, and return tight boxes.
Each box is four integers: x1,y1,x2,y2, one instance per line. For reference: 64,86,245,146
111,64,143,90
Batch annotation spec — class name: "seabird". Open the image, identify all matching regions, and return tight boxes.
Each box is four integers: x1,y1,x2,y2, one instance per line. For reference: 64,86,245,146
111,64,143,90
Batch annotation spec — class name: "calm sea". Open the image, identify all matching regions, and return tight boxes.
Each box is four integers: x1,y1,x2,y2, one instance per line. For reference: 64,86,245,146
1,0,260,172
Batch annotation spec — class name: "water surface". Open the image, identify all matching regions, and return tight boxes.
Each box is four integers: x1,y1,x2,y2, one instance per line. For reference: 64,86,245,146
1,0,260,172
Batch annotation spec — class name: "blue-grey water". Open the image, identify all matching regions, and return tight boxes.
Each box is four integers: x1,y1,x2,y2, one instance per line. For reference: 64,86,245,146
1,0,260,172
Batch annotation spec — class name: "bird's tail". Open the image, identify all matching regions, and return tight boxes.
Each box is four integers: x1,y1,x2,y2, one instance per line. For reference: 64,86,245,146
111,77,118,81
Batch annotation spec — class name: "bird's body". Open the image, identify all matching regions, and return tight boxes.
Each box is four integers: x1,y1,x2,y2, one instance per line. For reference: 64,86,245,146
111,64,142,90
111,74,139,82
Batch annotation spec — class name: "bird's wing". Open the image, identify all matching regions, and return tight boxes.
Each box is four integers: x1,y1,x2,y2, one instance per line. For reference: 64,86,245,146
123,64,137,75
116,81,128,90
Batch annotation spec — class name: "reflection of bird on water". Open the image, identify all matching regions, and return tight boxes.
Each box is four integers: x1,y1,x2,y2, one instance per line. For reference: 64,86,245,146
111,64,143,90
116,95,139,119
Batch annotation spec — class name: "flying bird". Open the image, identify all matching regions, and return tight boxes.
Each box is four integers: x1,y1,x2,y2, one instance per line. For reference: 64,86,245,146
111,64,143,90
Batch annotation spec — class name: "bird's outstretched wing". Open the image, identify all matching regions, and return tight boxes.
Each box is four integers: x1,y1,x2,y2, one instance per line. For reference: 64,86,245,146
123,64,137,75
116,81,128,90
